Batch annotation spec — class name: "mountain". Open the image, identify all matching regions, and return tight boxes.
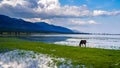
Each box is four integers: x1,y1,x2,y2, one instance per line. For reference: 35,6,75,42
0,15,41,32
35,22,74,33
0,15,74,33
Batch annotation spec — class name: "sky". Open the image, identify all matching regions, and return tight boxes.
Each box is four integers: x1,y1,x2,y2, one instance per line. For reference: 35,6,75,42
0,0,120,34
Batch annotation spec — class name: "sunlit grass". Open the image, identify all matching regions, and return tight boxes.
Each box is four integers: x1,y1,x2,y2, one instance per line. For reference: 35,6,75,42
0,37,120,68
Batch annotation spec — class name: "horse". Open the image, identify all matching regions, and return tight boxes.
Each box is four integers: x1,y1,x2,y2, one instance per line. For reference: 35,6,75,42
79,40,86,47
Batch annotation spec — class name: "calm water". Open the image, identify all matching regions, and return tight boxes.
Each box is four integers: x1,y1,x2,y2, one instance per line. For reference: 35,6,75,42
21,34,120,50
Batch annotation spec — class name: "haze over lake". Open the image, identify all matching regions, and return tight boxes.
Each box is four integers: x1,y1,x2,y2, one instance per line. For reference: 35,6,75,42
20,34,120,50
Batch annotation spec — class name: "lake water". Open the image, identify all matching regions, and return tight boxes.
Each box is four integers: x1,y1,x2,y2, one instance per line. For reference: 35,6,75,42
21,34,120,50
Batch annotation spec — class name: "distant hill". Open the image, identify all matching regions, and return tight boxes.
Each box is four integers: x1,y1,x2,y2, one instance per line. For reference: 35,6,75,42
0,15,74,33
35,22,74,33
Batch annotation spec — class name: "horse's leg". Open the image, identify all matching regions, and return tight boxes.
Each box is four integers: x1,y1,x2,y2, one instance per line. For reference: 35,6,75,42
80,44,82,47
81,44,83,47
79,43,81,47
85,43,86,47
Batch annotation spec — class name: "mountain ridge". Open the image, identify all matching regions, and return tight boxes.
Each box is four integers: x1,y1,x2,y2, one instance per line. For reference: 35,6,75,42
0,15,74,33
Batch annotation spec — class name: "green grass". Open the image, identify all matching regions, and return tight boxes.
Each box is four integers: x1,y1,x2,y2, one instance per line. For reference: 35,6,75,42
0,37,120,68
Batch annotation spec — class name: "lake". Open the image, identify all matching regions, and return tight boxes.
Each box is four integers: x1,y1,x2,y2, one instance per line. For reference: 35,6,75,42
20,34,120,50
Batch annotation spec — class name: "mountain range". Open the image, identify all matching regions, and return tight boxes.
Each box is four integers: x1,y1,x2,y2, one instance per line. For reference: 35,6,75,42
0,15,74,33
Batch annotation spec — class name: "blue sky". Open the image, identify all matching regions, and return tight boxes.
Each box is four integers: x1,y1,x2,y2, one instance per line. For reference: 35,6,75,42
60,0,120,10
0,0,120,33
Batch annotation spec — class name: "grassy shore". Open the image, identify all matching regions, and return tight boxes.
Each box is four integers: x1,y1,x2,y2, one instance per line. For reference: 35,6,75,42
0,37,120,68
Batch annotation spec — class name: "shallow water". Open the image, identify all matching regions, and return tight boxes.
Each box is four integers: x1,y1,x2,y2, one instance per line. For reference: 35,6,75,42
20,34,120,50
0,50,81,68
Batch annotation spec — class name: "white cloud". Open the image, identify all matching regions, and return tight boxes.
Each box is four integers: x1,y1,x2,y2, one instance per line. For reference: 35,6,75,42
45,18,98,32
60,5,89,17
71,20,86,25
0,0,90,19
71,19,97,25
93,10,120,16
23,18,51,24
23,18,42,22
0,0,29,7
0,0,120,19
37,0,60,9
88,20,97,24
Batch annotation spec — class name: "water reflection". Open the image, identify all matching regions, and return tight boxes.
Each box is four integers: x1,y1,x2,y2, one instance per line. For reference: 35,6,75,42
19,36,69,43
19,34,120,50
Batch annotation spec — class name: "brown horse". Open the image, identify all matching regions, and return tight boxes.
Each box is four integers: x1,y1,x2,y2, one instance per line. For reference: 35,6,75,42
79,40,86,47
